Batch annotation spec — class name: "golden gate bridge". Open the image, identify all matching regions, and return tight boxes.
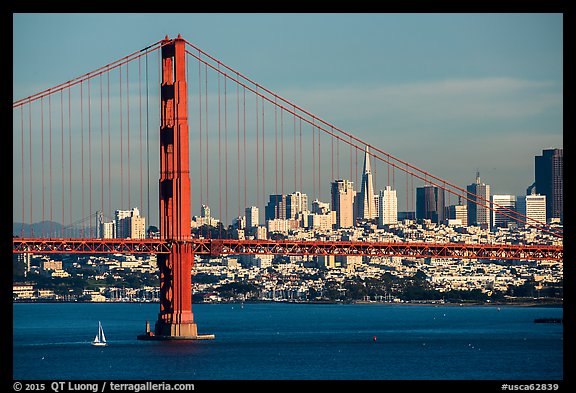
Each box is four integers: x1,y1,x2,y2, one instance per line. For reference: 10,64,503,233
12,35,563,340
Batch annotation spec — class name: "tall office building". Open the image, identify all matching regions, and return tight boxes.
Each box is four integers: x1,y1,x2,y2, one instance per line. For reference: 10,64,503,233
130,215,146,239
535,148,563,222
245,206,259,229
265,194,287,221
466,172,491,229
331,179,356,228
378,186,398,226
311,199,330,215
446,204,468,226
416,185,445,224
516,193,546,228
115,209,132,238
115,207,146,239
491,195,517,229
96,210,115,239
286,191,308,219
357,146,376,220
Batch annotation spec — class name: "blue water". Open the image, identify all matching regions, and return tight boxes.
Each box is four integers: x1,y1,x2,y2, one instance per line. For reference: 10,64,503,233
13,302,563,380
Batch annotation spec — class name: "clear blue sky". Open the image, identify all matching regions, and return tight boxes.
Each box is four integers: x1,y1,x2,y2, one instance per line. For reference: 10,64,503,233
13,13,563,224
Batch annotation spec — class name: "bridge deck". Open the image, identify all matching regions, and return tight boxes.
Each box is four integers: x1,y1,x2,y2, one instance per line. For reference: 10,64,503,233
12,238,563,261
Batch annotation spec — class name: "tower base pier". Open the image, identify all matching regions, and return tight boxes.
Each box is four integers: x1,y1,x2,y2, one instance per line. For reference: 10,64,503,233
137,320,215,341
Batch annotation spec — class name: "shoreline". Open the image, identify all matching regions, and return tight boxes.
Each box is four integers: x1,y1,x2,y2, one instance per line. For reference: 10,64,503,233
13,299,563,308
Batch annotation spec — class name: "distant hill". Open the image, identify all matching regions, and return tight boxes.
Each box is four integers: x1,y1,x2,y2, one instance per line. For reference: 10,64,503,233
13,221,95,238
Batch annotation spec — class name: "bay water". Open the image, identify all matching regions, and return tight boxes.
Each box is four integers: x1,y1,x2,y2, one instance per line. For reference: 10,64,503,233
12,302,563,380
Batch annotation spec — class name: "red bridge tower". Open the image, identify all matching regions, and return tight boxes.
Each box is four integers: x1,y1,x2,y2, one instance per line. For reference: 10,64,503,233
138,35,213,341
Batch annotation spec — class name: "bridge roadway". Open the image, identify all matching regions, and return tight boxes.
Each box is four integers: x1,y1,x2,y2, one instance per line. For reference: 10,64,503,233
12,238,563,261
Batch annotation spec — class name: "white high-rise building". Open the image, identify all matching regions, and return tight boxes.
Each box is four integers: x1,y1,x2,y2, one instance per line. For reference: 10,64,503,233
101,221,115,239
246,206,259,229
331,179,356,228
286,191,308,219
115,208,145,239
378,186,398,226
492,195,516,229
358,146,376,220
516,193,546,228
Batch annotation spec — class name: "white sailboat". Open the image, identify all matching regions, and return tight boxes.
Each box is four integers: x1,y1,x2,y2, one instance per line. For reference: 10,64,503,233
92,321,107,346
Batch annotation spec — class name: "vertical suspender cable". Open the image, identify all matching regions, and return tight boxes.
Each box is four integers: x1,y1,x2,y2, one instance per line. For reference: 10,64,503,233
29,103,33,236
256,90,260,209
262,95,265,207
349,135,353,182
41,97,45,236
126,63,131,210
293,107,296,193
280,108,283,196
411,174,414,214
388,155,390,186
81,82,86,236
355,148,358,191
198,53,203,208
205,63,209,212
224,76,229,234
236,75,240,217
218,64,222,236
299,118,302,194
243,87,247,211
146,52,150,225
139,57,143,217
119,64,123,210
312,119,315,201
392,161,395,189
88,79,92,236
100,75,104,226
68,89,72,236
49,95,53,236
406,168,409,213
336,127,339,180
331,125,334,183
275,98,278,195
20,107,25,236
317,124,320,201
107,71,112,224
60,91,65,237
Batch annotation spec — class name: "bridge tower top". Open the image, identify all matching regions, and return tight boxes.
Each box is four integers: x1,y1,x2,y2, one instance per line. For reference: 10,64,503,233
159,35,190,241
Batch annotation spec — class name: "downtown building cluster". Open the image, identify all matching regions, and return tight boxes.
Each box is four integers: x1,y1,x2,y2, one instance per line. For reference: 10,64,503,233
201,147,562,240
13,148,562,303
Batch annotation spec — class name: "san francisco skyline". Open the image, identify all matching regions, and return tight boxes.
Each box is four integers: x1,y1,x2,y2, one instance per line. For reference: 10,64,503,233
13,13,563,226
